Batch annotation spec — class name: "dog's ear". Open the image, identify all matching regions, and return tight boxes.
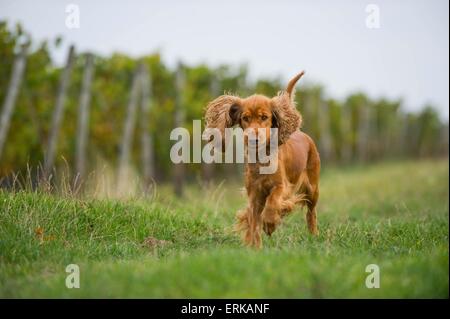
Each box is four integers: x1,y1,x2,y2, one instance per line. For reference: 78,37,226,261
228,102,242,127
204,94,242,131
271,71,304,144
204,95,242,147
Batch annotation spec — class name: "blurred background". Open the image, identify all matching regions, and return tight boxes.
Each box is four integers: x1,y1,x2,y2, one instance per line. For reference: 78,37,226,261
0,0,448,197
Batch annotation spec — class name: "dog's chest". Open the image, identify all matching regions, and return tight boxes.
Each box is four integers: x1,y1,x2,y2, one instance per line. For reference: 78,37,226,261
245,170,276,195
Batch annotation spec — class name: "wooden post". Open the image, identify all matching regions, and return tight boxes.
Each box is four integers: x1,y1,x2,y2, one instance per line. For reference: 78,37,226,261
44,45,75,178
317,99,333,162
340,104,353,163
0,44,27,161
357,103,371,162
75,53,94,182
381,105,395,160
139,63,155,190
202,74,219,183
173,63,185,197
396,111,408,158
439,123,449,157
118,64,141,186
408,117,421,158
302,89,314,138
233,74,247,179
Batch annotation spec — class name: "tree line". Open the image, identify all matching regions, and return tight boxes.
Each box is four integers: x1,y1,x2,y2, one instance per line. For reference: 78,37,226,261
0,21,448,193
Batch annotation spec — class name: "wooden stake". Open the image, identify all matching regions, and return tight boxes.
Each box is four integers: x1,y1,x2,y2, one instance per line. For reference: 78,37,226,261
139,63,155,190
44,45,75,178
202,74,219,184
118,64,141,187
75,53,94,182
173,63,185,197
0,44,28,161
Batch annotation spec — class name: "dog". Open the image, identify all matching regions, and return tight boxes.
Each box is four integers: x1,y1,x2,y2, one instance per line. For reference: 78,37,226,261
204,71,320,248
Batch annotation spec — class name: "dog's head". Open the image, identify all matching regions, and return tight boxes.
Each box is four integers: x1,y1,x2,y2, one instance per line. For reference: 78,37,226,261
204,71,304,147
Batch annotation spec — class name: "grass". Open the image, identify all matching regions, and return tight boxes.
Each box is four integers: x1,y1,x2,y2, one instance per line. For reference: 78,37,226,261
0,159,448,298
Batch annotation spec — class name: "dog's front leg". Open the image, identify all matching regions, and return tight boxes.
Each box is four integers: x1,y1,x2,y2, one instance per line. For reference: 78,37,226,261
262,184,284,236
242,193,265,248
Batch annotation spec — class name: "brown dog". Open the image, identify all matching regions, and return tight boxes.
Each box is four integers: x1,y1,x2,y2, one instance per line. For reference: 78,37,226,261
205,71,320,248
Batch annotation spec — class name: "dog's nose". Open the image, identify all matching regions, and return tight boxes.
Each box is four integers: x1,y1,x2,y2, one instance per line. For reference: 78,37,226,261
248,139,258,147
245,127,264,148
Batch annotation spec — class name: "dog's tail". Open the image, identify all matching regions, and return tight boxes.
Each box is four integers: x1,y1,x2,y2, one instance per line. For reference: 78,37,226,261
286,71,305,99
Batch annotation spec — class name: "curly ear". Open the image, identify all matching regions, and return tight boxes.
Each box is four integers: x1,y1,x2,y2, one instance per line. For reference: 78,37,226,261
204,95,242,150
271,71,305,144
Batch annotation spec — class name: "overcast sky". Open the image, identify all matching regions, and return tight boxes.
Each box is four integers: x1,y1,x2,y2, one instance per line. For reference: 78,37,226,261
1,0,448,119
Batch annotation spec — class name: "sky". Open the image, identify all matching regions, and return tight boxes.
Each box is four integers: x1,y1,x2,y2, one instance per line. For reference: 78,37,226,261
1,0,449,119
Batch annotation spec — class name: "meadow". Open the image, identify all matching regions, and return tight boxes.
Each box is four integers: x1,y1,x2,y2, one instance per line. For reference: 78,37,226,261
0,159,448,298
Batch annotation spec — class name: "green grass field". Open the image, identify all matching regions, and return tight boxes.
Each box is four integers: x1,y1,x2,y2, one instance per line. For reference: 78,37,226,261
0,159,448,298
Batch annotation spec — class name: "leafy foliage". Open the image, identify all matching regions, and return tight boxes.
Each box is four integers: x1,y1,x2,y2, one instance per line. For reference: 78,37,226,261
0,21,447,181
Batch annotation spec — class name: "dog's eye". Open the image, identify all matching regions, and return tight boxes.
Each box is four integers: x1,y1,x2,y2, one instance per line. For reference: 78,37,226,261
242,116,249,122
261,115,268,121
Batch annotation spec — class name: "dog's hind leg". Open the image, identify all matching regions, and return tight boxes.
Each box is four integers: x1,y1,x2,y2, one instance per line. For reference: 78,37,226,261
305,148,320,235
297,178,319,235
306,192,319,235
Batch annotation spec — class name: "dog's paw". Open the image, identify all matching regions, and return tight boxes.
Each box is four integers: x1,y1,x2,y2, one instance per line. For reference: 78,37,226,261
263,222,276,236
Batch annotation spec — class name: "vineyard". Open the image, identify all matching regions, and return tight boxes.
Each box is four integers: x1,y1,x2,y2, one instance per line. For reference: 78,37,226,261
0,21,447,196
